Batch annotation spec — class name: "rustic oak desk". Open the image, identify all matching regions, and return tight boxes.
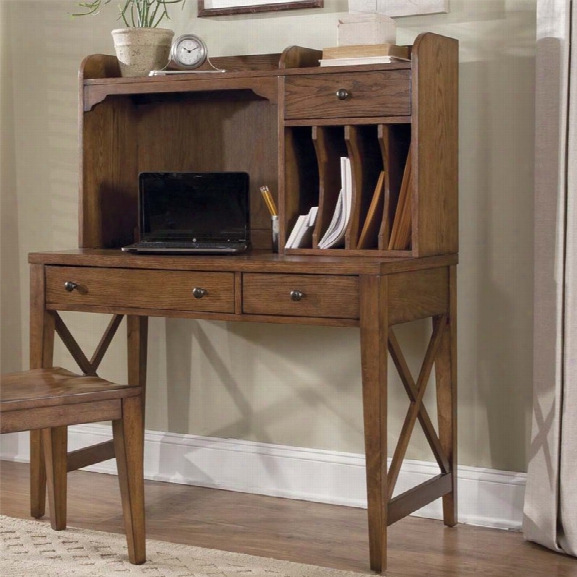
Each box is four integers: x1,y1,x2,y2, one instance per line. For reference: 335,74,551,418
28,32,458,573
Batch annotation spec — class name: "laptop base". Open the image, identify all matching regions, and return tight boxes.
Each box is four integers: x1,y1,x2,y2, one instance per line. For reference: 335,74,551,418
121,242,249,255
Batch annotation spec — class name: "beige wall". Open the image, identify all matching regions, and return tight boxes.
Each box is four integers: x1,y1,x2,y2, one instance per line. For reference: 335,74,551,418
1,1,21,375
0,0,536,472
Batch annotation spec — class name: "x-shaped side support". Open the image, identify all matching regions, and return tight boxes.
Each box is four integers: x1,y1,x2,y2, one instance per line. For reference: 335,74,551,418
53,312,124,376
387,314,449,499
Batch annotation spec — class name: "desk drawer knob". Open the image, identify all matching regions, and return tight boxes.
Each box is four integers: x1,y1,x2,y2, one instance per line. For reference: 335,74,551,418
336,89,350,101
64,281,78,292
290,290,304,302
192,287,207,299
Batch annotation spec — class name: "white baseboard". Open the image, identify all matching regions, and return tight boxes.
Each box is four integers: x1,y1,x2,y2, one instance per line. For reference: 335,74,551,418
0,426,526,530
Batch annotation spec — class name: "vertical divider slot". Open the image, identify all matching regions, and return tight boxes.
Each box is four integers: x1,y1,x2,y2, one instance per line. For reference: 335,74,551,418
388,141,414,250
379,124,411,250
312,126,347,247
283,127,319,249
345,125,384,250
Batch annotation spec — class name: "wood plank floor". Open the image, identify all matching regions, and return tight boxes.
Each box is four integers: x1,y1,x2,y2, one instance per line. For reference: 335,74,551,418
1,460,575,576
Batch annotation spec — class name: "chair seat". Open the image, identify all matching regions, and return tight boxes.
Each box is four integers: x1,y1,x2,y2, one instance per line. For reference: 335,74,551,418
0,366,146,564
1,367,141,412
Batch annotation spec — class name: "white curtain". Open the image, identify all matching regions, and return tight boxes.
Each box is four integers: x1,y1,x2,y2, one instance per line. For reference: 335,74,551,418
524,0,577,556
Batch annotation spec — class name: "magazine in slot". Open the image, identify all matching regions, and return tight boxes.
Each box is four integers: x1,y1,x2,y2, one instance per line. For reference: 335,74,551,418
283,126,319,251
311,125,347,248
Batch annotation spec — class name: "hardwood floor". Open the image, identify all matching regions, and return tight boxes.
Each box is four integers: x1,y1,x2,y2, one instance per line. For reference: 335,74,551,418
1,460,575,576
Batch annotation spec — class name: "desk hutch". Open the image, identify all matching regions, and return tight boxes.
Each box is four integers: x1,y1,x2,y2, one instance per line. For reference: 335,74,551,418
29,32,458,573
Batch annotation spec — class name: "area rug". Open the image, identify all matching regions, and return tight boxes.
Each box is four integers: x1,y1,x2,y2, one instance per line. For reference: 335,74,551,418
0,515,364,577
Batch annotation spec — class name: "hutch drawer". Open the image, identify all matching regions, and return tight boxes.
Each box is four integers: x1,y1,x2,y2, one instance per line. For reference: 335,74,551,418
284,70,411,120
242,273,359,318
45,267,235,313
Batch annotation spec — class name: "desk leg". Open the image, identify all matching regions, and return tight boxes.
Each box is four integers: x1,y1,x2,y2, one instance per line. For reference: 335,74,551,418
359,275,388,573
127,316,148,416
435,265,458,526
29,264,55,518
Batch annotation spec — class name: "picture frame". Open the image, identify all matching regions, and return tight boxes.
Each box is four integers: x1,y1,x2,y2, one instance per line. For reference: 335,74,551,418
198,0,323,18
348,0,448,18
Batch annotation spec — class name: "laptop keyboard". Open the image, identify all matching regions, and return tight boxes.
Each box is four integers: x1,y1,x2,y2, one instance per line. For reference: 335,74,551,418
140,241,240,250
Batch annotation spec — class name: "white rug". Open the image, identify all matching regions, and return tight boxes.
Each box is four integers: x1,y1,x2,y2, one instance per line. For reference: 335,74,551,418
0,515,365,577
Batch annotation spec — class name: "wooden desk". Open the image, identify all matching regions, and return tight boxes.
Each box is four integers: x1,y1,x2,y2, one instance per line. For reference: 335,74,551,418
28,32,458,572
28,249,457,573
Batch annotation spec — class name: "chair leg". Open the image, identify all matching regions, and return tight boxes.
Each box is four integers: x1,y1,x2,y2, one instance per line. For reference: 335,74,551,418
42,426,68,530
30,430,46,518
113,395,146,565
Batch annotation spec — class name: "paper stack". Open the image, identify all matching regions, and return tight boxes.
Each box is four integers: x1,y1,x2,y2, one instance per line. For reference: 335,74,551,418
285,206,319,249
318,157,353,249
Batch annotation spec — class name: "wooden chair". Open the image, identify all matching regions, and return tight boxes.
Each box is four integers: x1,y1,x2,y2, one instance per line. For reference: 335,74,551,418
0,367,146,564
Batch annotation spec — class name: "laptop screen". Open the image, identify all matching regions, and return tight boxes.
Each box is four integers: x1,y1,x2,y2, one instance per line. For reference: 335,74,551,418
139,172,250,242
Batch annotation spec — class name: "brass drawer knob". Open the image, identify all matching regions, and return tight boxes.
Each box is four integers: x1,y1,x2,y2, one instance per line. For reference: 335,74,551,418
336,88,350,101
192,287,207,299
64,281,78,292
290,290,304,302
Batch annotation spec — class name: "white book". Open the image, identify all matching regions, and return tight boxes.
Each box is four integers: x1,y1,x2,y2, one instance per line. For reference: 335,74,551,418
285,215,309,249
319,158,353,249
285,206,319,249
344,157,353,221
308,206,319,227
291,206,319,249
318,190,344,248
319,55,406,67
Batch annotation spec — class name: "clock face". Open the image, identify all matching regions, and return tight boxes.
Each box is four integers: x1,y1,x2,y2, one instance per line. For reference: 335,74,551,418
171,35,207,69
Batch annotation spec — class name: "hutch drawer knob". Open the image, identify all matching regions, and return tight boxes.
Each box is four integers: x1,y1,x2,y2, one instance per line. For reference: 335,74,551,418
336,89,350,101
290,290,304,302
64,281,78,292
192,287,207,299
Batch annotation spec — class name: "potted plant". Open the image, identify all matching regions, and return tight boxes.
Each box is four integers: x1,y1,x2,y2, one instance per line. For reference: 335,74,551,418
74,0,186,77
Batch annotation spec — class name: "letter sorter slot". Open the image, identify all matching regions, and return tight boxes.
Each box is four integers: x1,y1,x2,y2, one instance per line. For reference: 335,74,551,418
282,126,320,250
281,123,412,255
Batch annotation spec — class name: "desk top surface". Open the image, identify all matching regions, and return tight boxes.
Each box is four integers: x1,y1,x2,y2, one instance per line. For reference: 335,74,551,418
29,249,457,276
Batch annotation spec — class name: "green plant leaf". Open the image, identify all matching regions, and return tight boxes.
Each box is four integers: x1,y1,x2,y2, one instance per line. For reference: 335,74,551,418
72,0,185,27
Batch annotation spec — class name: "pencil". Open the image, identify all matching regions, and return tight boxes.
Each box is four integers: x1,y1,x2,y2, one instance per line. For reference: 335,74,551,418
260,186,276,215
260,186,278,216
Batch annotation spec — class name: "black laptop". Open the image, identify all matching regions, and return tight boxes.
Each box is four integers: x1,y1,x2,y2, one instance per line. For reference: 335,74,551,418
122,172,250,254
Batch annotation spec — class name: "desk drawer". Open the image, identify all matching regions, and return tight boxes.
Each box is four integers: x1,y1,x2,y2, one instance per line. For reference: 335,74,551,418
284,70,411,120
46,267,235,313
243,274,359,319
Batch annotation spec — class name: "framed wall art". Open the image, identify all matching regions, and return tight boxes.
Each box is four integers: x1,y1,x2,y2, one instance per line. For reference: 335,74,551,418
348,0,448,17
198,0,323,17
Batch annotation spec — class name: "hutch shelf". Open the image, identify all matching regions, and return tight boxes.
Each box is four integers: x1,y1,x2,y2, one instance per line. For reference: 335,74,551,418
79,33,457,258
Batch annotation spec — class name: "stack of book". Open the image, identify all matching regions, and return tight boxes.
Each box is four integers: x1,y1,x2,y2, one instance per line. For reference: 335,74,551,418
319,43,411,67
285,206,318,249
